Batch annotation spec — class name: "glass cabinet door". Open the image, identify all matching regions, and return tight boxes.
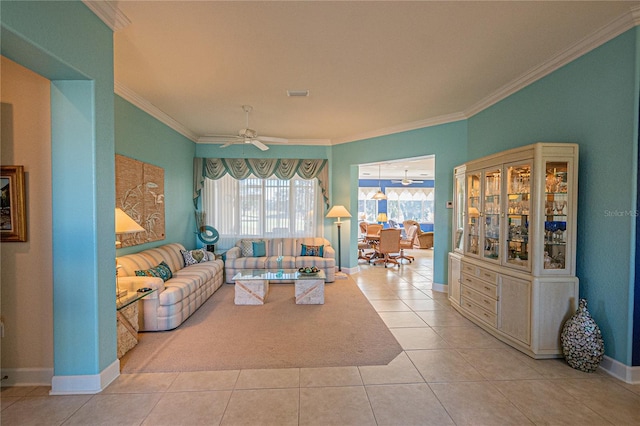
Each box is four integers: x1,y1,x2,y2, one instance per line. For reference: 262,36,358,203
483,168,501,261
544,161,569,270
466,172,481,256
506,163,531,270
453,169,465,253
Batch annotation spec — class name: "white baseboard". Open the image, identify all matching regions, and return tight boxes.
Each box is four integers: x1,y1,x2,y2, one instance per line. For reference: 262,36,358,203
0,367,54,387
599,355,640,384
432,282,447,293
50,359,120,395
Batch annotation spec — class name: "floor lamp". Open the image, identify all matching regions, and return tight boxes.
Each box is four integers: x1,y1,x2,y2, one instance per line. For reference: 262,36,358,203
326,205,352,275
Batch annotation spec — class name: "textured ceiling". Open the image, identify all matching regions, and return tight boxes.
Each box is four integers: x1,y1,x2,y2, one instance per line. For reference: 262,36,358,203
106,1,639,177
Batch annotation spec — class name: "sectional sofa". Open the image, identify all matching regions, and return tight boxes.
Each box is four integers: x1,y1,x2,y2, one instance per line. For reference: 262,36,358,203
116,243,224,331
224,237,336,283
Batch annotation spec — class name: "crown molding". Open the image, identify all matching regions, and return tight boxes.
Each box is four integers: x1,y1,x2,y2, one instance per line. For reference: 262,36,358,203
196,136,331,145
464,5,640,118
114,81,199,142
332,112,467,145
82,1,131,31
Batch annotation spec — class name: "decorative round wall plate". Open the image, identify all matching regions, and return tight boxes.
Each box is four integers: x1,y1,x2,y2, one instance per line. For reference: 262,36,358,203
197,226,219,244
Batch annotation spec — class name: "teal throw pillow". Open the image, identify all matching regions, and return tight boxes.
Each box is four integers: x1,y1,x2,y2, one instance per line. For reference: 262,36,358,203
300,244,324,257
252,240,266,257
135,261,173,282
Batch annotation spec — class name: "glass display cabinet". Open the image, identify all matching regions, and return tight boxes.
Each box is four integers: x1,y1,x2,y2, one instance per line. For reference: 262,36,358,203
448,142,579,359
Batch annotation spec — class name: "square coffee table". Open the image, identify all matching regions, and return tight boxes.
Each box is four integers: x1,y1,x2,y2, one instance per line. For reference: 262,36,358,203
231,269,326,305
294,271,326,304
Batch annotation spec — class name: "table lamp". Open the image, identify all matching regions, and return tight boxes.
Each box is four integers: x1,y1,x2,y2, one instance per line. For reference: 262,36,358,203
115,208,145,297
377,213,388,224
115,207,145,248
326,205,352,273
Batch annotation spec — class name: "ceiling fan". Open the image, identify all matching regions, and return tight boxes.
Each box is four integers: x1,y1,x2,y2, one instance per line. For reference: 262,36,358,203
208,105,288,151
392,170,424,186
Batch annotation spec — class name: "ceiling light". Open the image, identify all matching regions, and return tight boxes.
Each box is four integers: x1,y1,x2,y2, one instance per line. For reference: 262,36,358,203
371,164,387,200
287,90,309,97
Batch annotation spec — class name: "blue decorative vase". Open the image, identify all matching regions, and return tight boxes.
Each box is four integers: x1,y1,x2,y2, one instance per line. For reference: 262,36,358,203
560,298,604,373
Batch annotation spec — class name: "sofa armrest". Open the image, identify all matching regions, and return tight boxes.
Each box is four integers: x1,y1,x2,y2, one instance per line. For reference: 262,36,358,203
118,276,164,299
323,246,336,259
225,246,242,260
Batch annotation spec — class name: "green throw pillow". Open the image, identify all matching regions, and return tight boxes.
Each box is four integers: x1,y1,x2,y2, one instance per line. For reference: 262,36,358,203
135,261,173,282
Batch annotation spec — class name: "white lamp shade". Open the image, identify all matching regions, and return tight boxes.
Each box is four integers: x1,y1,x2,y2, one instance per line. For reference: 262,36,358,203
115,208,145,234
326,205,352,219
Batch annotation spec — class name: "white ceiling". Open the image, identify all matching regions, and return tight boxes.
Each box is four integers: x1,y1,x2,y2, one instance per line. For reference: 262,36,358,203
94,0,639,178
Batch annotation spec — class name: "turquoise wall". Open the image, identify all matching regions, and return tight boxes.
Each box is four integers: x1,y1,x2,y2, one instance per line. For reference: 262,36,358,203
468,29,639,364
3,0,639,380
115,96,198,254
1,0,117,375
331,122,468,284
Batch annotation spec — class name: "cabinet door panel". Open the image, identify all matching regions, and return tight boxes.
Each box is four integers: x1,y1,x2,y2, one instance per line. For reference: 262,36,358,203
448,254,461,305
483,168,501,262
466,172,481,256
499,275,531,344
505,162,532,271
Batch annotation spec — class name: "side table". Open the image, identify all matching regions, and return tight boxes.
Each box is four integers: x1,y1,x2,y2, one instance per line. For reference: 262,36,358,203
116,288,155,358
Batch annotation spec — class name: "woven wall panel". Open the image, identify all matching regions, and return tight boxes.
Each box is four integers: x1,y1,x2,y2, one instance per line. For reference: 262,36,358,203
116,154,165,247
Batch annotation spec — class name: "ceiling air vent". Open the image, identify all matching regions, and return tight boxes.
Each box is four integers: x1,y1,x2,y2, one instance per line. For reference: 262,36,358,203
287,90,310,97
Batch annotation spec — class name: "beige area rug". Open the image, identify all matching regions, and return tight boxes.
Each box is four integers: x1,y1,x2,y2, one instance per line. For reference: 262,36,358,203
120,277,402,372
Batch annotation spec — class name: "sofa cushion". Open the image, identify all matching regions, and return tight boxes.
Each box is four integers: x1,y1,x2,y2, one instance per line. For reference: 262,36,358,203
181,248,208,266
300,243,324,257
135,261,173,282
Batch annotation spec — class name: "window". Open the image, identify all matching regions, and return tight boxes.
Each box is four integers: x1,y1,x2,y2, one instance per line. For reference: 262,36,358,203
386,188,434,223
358,187,379,222
203,174,319,248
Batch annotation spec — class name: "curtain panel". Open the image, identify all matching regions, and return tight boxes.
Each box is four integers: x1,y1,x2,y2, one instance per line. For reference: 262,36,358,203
194,157,330,209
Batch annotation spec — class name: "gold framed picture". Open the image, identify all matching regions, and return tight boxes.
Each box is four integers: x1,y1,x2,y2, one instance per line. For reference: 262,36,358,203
1,165,27,242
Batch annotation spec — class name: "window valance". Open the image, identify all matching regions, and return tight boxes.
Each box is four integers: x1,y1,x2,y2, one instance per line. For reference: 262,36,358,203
193,157,330,208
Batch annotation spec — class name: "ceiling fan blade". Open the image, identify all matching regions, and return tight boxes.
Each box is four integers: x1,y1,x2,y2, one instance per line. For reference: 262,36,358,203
258,136,289,144
251,139,269,151
220,142,234,148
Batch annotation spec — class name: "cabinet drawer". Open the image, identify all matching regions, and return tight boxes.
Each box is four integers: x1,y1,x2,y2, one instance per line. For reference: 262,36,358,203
460,273,498,299
461,297,498,327
461,262,498,285
462,285,497,314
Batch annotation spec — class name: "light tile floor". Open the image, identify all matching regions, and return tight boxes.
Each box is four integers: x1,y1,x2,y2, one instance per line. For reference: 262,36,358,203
3,249,640,425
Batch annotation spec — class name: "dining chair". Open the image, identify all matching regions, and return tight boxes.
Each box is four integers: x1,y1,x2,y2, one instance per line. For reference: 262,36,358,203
373,228,401,268
359,221,368,236
357,223,382,262
365,223,383,239
397,225,416,263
